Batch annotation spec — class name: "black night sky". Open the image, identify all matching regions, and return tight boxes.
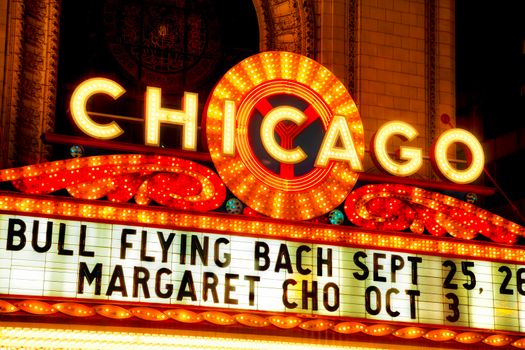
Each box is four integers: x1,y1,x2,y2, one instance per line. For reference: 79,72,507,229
456,2,525,223
456,2,525,137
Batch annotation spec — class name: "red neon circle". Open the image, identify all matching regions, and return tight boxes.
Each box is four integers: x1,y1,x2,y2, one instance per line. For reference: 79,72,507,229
205,51,364,220
236,79,334,192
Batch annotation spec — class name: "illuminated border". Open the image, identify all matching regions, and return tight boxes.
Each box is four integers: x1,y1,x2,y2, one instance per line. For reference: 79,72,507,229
0,192,524,264
0,323,378,350
0,300,524,348
205,51,364,220
0,194,525,347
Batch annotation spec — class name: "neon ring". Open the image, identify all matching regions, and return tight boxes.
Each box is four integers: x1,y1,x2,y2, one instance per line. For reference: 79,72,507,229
205,51,364,220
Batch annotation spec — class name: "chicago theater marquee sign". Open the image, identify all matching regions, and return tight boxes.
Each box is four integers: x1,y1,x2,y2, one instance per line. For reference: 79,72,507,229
1,51,525,347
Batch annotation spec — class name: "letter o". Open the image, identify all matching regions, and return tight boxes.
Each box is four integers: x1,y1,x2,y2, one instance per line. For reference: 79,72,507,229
431,128,484,184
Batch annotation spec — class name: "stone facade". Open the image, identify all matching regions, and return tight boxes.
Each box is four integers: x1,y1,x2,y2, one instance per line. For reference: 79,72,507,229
0,0,59,167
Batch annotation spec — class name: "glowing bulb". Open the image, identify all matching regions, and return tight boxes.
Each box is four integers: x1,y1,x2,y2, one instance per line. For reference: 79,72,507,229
70,78,125,139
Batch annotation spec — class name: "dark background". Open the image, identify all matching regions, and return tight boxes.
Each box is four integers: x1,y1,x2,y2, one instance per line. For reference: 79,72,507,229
456,2,525,137
456,2,525,224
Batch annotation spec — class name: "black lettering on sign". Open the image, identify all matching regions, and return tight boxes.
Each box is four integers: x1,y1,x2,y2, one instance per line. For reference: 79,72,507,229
323,282,339,312
365,286,381,316
461,261,476,290
203,272,219,303
302,280,318,311
353,251,368,280
155,268,173,298
191,235,208,266
443,260,458,289
31,221,52,253
224,273,239,305
296,245,312,275
244,275,260,306
499,265,513,295
157,232,175,263
405,289,420,319
443,260,476,290
407,256,422,284
317,247,332,277
275,244,293,273
390,255,404,283
498,266,525,296
140,230,154,262
385,288,400,317
133,266,150,298
120,229,135,259
79,225,95,257
107,265,127,297
373,253,387,282
179,234,187,264
282,279,298,309
214,237,231,268
445,292,460,322
57,223,73,255
177,270,197,301
7,218,26,251
77,262,102,295
518,268,525,296
254,241,270,271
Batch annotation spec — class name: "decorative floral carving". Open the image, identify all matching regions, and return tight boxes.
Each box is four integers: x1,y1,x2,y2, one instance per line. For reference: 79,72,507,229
258,0,315,57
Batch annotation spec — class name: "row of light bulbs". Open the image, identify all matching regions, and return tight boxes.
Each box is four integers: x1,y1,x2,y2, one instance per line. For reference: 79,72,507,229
0,299,523,348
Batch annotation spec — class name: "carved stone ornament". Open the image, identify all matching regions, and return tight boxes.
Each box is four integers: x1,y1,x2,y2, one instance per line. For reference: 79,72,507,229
103,0,222,91
1,0,60,167
253,0,316,57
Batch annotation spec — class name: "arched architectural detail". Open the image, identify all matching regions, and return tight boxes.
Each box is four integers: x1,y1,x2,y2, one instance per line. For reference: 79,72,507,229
252,0,316,57
0,0,60,167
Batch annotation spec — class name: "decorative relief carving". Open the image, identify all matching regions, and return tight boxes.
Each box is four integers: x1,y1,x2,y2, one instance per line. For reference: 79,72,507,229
1,0,25,167
41,0,61,162
347,0,358,97
22,50,45,72
255,0,315,57
425,0,437,179
25,0,47,18
20,79,43,102
23,21,46,48
8,0,61,166
103,0,222,91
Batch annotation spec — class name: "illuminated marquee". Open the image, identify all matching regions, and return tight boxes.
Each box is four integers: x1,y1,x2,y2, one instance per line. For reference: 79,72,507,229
69,51,485,220
2,213,525,333
3,51,523,347
205,53,364,220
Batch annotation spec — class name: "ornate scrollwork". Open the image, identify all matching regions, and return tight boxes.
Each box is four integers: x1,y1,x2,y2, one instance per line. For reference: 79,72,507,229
344,184,524,244
255,0,316,57
0,154,226,212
